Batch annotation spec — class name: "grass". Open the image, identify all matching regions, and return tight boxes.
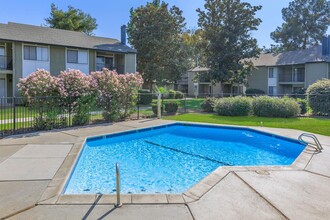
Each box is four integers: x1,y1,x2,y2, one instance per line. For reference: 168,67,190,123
152,98,205,110
0,106,36,120
164,113,330,136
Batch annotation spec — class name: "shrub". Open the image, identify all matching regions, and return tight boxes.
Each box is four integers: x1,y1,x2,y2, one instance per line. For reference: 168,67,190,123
152,104,163,115
175,91,184,99
296,98,307,115
245,88,265,96
138,89,153,105
252,96,300,118
306,79,330,115
168,90,176,99
201,97,216,112
164,101,179,114
214,97,252,116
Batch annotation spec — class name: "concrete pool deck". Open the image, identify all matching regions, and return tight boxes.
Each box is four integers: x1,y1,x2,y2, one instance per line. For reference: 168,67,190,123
0,119,329,219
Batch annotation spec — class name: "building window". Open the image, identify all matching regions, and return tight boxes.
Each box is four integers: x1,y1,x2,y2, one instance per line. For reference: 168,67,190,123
24,46,48,61
268,86,274,95
67,50,88,64
96,56,114,71
268,68,274,78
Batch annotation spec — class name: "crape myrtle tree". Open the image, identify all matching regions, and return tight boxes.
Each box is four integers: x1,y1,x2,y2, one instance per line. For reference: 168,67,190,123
127,0,189,90
197,0,262,85
271,0,330,51
45,3,97,35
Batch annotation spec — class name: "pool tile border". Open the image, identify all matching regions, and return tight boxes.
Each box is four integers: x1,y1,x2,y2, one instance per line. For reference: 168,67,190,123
37,122,316,205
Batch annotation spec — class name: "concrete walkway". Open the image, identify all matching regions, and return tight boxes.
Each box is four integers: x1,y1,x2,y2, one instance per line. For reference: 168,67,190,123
0,119,329,219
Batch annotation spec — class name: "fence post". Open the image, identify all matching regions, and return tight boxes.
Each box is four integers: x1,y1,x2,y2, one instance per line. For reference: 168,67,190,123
157,93,162,119
13,97,16,134
137,93,140,120
184,94,187,113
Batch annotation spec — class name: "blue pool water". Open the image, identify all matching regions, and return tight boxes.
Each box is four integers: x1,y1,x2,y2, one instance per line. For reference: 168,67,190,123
64,123,305,194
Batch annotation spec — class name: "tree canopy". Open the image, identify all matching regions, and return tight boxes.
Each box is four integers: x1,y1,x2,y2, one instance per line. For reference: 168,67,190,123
271,0,330,51
45,3,97,35
197,0,262,84
127,0,189,89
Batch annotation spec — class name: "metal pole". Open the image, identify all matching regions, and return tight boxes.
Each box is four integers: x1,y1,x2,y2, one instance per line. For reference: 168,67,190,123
157,93,161,119
137,93,140,120
115,162,122,208
13,97,16,134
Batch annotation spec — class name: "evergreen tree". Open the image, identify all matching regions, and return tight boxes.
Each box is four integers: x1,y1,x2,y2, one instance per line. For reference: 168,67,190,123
197,0,262,84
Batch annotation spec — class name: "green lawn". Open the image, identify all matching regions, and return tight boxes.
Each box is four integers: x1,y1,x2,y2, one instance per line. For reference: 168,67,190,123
164,113,330,136
0,106,36,120
152,98,205,110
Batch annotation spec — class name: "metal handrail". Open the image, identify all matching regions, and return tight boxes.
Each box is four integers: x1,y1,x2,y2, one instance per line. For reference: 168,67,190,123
298,133,323,152
115,162,122,208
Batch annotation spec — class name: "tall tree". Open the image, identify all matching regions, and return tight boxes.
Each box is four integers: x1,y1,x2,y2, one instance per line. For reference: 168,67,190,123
271,0,330,51
182,29,206,68
45,3,97,35
127,1,189,89
197,0,262,84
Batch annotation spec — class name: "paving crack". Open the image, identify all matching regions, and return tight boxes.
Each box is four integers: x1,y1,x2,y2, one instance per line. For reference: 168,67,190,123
233,172,289,220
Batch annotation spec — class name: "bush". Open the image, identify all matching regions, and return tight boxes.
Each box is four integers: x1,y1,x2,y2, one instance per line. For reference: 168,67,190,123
214,97,252,116
175,91,184,99
252,96,300,118
152,104,163,115
306,79,330,115
168,90,176,99
201,97,216,112
164,101,179,114
245,88,265,96
296,98,307,114
138,89,153,105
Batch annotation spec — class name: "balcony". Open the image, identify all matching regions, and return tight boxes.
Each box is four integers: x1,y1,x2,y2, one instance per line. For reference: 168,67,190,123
0,56,13,71
96,64,125,74
278,73,305,84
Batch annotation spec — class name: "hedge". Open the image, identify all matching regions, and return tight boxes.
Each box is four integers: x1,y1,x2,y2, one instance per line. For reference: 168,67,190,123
138,89,153,105
306,79,330,115
245,88,265,95
214,96,252,116
252,96,300,118
201,97,216,112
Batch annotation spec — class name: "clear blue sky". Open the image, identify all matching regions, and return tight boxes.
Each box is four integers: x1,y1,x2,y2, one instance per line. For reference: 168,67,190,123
0,0,329,48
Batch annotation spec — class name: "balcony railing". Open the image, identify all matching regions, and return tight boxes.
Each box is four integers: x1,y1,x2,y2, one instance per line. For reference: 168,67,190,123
278,73,305,83
96,64,125,74
0,56,13,70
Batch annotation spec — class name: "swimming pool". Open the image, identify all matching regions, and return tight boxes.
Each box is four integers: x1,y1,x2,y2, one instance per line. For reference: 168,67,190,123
64,123,306,195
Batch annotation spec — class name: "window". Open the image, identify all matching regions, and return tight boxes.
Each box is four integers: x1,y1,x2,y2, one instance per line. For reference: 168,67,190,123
268,86,274,95
96,56,114,70
24,46,48,61
268,68,274,78
0,46,4,56
67,50,88,64
24,46,37,60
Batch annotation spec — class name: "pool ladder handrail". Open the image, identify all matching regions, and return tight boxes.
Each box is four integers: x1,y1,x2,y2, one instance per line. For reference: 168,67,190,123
115,162,122,208
298,133,323,152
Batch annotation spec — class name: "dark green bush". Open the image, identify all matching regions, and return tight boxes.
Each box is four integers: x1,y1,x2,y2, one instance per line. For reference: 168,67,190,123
164,101,179,114
138,89,153,105
152,104,163,115
252,96,300,118
306,79,330,115
214,97,252,116
296,98,307,114
175,91,184,99
168,90,176,99
201,97,216,112
245,88,265,95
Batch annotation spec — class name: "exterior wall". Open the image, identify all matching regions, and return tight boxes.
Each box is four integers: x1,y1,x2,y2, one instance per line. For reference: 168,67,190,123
13,42,22,96
212,83,222,94
50,46,65,76
124,54,136,73
89,50,96,72
247,66,268,93
305,63,328,87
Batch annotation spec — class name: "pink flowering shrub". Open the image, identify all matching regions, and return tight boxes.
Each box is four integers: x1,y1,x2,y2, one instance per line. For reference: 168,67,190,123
58,69,92,97
118,73,144,117
90,69,143,121
17,69,60,97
